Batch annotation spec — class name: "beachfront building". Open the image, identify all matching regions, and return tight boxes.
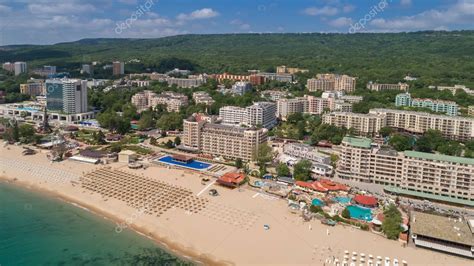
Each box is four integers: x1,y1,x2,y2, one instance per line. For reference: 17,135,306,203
131,90,188,113
220,102,277,129
395,93,459,116
307,74,356,92
410,211,474,258
277,97,307,119
192,91,215,106
367,82,409,91
322,112,385,136
283,143,331,165
181,113,268,161
46,78,88,114
337,136,474,205
369,108,474,141
281,142,333,176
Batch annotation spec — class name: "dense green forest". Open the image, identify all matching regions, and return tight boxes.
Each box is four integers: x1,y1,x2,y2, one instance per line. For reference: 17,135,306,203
1,31,474,87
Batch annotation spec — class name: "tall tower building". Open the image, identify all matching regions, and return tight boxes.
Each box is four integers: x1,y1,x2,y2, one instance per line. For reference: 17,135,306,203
46,78,88,114
14,62,27,76
113,61,124,75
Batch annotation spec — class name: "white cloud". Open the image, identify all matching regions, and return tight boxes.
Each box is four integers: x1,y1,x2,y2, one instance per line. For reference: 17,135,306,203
369,0,474,31
343,4,355,13
118,0,137,4
400,0,412,6
0,4,11,13
329,17,353,27
177,8,219,21
28,2,96,14
303,6,339,16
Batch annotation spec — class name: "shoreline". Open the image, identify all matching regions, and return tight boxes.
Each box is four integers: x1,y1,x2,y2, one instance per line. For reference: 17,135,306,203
1,145,471,266
0,176,225,266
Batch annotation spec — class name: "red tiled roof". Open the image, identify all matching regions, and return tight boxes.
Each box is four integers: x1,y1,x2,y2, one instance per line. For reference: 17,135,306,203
354,195,378,206
218,172,245,186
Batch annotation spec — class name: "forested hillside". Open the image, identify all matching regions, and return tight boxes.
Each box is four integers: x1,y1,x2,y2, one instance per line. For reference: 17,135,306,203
1,31,473,87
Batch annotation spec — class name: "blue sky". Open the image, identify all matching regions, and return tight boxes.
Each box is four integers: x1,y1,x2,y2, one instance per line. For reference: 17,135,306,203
0,0,473,45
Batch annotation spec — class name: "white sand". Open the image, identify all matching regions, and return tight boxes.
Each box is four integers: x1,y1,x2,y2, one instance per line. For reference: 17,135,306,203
0,145,471,266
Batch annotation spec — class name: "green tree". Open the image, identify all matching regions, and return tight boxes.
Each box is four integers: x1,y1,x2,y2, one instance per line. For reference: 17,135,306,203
174,136,181,146
276,162,291,177
379,127,393,137
415,129,445,153
93,130,106,145
253,143,273,165
18,124,35,143
156,113,183,131
341,207,351,219
381,204,403,240
293,160,312,181
389,134,412,151
138,111,154,130
150,136,157,146
235,158,243,169
164,139,174,148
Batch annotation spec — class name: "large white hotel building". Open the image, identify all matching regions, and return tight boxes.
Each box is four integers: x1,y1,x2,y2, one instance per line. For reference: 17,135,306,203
337,137,473,205
180,114,268,161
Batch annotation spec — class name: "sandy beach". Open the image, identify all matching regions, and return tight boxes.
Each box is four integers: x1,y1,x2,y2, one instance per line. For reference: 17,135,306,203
0,145,471,266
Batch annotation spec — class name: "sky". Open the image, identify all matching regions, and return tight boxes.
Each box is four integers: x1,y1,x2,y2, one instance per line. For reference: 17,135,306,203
0,0,473,45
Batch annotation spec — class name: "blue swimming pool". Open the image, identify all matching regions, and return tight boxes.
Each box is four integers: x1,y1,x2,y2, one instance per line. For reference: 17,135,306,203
333,196,351,204
347,205,372,221
312,198,325,206
157,155,211,170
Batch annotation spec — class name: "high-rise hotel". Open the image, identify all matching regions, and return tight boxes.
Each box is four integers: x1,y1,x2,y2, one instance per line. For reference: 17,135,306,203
45,78,88,114
180,113,268,161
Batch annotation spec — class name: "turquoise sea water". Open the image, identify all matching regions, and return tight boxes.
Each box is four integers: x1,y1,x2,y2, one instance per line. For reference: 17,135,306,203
0,182,192,266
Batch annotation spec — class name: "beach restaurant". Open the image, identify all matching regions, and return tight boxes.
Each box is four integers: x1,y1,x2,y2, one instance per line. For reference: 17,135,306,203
353,195,378,208
217,172,246,188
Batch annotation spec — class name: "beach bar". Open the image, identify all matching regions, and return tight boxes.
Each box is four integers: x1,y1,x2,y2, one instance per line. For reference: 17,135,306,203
410,211,474,258
217,172,246,188
353,195,378,208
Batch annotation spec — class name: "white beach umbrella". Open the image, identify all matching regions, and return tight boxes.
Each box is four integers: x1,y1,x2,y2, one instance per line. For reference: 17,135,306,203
402,260,408,266
368,259,373,266
345,250,349,254
353,252,358,256
377,256,382,261
369,254,374,259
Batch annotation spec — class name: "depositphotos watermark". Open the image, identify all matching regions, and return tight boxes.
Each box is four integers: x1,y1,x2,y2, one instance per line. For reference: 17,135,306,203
348,0,393,33
115,0,155,35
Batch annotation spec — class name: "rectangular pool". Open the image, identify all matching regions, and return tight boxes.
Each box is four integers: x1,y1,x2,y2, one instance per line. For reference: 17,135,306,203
156,155,212,171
